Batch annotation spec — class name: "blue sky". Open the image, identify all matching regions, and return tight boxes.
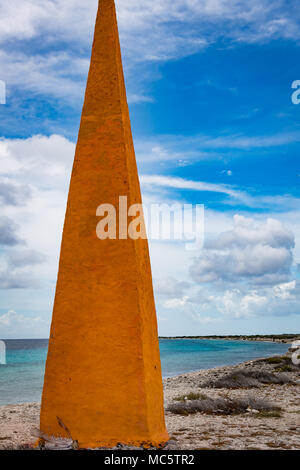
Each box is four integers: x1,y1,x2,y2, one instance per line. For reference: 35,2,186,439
0,0,299,338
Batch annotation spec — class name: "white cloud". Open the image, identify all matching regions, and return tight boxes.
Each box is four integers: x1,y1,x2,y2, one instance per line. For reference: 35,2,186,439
0,1,299,103
163,294,219,324
0,177,31,206
136,131,300,171
0,134,75,189
1,1,299,47
135,137,221,171
164,296,189,308
0,310,50,339
0,135,298,293
191,215,294,284
208,215,294,250
156,214,300,323
194,131,300,149
140,174,300,211
273,279,296,300
0,48,151,105
0,134,299,335
0,248,47,289
0,135,75,291
0,50,89,102
141,174,242,199
0,216,23,246
158,215,299,321
212,280,300,318
164,278,300,321
154,277,190,297
7,249,46,268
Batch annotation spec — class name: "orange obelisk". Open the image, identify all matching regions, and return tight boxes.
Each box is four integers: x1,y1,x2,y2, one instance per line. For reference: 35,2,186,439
40,0,168,448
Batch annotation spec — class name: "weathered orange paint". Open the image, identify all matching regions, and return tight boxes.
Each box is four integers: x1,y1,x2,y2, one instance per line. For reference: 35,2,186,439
40,0,169,449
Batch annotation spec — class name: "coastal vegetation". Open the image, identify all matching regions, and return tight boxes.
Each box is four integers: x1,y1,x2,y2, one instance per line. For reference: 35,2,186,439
166,354,299,436
168,394,281,417
200,368,294,389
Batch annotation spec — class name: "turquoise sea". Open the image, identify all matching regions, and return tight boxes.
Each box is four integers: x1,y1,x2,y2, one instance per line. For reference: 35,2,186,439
0,338,289,405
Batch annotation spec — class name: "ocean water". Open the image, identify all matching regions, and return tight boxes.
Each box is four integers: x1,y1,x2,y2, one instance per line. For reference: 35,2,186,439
0,338,289,406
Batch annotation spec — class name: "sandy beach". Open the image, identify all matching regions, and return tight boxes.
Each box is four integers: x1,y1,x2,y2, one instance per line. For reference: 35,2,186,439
0,355,299,450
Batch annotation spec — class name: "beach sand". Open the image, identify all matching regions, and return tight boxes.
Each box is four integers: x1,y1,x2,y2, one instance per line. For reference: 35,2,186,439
0,356,299,450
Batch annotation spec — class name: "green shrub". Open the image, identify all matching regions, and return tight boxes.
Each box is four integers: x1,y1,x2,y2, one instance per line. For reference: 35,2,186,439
257,410,282,418
275,365,292,372
265,357,284,364
173,392,207,402
201,368,294,389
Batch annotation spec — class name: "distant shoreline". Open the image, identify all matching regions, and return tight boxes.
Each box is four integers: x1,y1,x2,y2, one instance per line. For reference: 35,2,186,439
159,334,300,344
2,334,299,344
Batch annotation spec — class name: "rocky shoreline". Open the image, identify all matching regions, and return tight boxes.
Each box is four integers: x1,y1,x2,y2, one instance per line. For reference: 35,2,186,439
0,355,299,450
